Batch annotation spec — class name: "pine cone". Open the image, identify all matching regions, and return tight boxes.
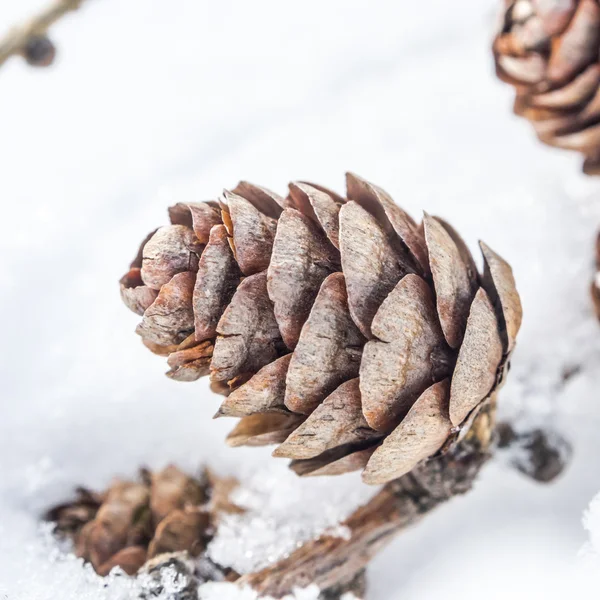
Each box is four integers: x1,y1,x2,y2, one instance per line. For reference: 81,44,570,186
120,174,522,485
46,465,240,576
493,0,600,174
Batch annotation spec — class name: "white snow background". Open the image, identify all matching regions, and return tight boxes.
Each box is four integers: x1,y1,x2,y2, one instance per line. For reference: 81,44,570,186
2,0,600,598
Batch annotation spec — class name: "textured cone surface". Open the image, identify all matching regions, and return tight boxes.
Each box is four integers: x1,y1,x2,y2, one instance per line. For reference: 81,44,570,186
493,0,600,174
46,465,241,576
121,174,522,484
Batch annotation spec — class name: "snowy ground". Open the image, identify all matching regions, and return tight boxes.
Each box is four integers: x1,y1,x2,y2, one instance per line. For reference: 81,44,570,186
2,0,600,598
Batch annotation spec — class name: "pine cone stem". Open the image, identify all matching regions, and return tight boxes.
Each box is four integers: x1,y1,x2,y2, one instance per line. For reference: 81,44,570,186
241,400,495,598
0,0,86,68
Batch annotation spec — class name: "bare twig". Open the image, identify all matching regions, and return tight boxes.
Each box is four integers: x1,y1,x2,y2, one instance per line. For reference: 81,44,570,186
243,402,572,598
0,0,87,68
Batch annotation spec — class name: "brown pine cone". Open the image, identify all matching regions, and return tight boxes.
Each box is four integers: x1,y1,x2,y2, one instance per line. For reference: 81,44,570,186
46,465,240,576
120,174,522,485
493,0,600,174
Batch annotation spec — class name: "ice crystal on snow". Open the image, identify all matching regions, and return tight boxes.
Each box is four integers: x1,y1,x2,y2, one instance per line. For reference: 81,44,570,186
208,463,375,573
583,492,600,561
198,583,321,600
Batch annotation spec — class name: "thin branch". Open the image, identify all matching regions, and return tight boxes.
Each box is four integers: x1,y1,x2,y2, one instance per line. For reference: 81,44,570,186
240,402,496,598
0,0,87,68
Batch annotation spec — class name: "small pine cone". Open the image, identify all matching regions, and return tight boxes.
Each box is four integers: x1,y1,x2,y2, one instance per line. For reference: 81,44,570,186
493,0,600,174
121,174,522,485
46,465,239,576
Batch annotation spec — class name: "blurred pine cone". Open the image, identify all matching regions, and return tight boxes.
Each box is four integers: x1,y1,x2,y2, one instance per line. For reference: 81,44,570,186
120,174,522,485
493,0,600,174
46,465,240,576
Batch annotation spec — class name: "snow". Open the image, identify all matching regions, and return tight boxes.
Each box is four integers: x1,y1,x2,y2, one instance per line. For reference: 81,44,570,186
208,465,373,574
0,522,321,600
2,0,600,598
198,583,321,600
583,492,600,559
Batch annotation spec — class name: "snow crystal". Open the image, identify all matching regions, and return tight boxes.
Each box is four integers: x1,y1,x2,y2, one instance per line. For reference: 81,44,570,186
208,463,376,573
582,492,600,560
1,523,327,600
137,563,195,600
323,524,352,541
0,523,140,600
197,583,321,600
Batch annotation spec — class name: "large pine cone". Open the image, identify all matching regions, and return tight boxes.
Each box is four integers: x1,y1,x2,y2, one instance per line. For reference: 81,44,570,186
493,0,600,174
120,174,522,485
46,465,240,576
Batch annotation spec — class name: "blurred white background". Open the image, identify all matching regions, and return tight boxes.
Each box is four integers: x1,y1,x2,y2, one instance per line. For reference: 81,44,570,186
2,0,600,598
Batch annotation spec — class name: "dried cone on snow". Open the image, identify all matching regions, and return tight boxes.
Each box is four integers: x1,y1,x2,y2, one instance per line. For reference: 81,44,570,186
120,174,522,485
493,0,600,174
46,465,240,576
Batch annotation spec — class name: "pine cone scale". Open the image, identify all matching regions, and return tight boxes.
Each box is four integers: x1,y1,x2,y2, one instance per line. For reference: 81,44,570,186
224,190,278,275
149,465,205,524
274,378,381,460
288,182,342,249
345,172,428,274
479,241,523,352
136,271,196,346
290,441,376,477
359,273,453,432
424,214,478,349
166,337,213,381
362,379,451,485
449,289,504,427
96,546,147,576
547,0,600,84
231,181,285,218
192,223,241,343
120,268,158,316
147,508,210,558
226,412,304,447
211,271,284,383
216,354,291,417
140,225,201,290
168,201,222,244
267,208,340,350
76,481,150,570
339,201,411,339
283,272,364,415
531,63,600,108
